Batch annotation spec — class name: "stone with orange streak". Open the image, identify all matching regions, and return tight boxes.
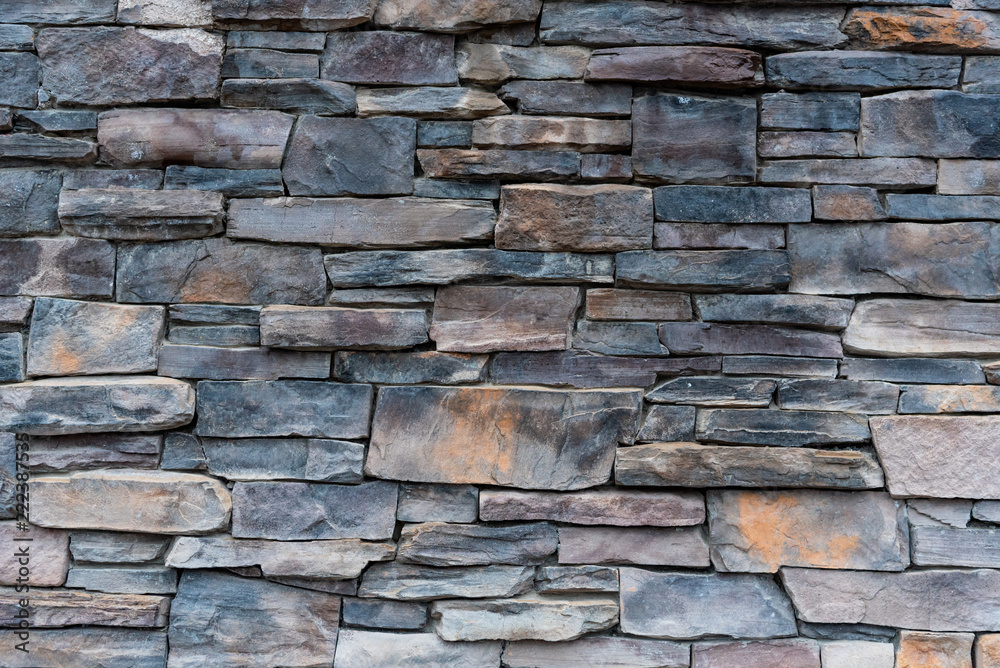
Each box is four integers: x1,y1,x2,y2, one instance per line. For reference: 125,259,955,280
845,8,1000,52
977,635,1000,668
895,631,973,668
707,490,908,572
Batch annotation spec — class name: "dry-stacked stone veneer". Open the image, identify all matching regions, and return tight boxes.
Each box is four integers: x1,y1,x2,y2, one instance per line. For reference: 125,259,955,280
2,0,1000,666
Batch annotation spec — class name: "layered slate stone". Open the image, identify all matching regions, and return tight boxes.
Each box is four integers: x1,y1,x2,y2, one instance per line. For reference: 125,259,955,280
98,109,294,168
692,640,821,668
722,356,838,378
118,0,213,25
759,158,937,188
260,306,428,350
845,8,1000,52
758,131,856,159
479,489,704,526
221,78,355,113
0,238,114,298
472,116,630,153
322,32,457,85
899,385,1000,414
885,193,1000,220
496,184,652,252
697,409,871,446
586,46,762,87
0,629,167,668
396,522,558,566
504,637,688,668
0,522,69,586
232,480,397,540
632,93,756,184
335,630,500,667
357,87,508,119
166,535,395,579
0,52,39,108
619,569,797,639
360,563,534,600
58,189,223,240
229,196,494,247
69,531,171,564
418,148,581,179
196,381,373,439
653,186,811,224
26,299,163,376
0,376,194,435
168,571,340,668
0,588,169,628
895,631,975,668
36,28,222,105
429,286,580,352
374,0,541,31
158,344,329,380
646,377,776,407
31,470,230,534
637,405,696,442
911,526,1000,568
0,134,96,163
64,566,177,595
617,443,884,490
861,91,1000,158
367,386,641,490
654,224,785,250
841,358,985,384
585,289,691,321
766,52,961,90
617,250,790,291
573,321,665,356
26,432,161,472
708,491,907,572
694,294,853,330
341,599,426,630
844,299,1000,356
780,568,1000,631
939,160,1000,194
658,322,842,358
499,81,632,117
397,484,479,524
491,352,720,389
221,48,318,79
283,116,416,196
812,185,887,220
116,239,325,305
335,351,487,385
0,170,60,237
777,379,899,414
431,596,619,642
761,93,861,131
211,0,375,28
200,437,364,483
457,44,589,84
557,526,710,566
870,415,1000,499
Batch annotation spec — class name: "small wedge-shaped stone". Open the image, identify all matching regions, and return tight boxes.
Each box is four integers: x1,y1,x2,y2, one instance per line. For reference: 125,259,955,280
432,596,618,642
497,184,652,252
0,588,169,628
698,409,871,447
479,489,704,526
260,306,428,350
504,637,689,668
201,437,364,483
586,46,762,86
708,491,908,573
558,526,710,566
616,443,885,489
617,250,790,290
396,522,558,566
98,109,293,168
0,376,193,435
844,299,1000,357
653,186,811,223
168,571,340,668
31,470,230,534
230,196,494,247
166,535,395,579
37,28,221,105
334,629,501,668
418,148,581,179
766,52,961,90
659,322,842,358
58,189,222,241
1,238,113,298
0,629,166,668
368,386,641,490
473,116,630,153
374,0,540,31
911,525,1000,568
780,567,1000,631
357,87,509,119
360,563,533,600
27,299,163,376
232,480,397,540
620,568,797,639
870,415,1000,499
322,31,457,85
846,8,1000,52
158,345,330,381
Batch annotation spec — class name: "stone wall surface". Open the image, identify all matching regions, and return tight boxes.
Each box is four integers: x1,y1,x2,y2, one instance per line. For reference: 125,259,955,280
0,0,998,666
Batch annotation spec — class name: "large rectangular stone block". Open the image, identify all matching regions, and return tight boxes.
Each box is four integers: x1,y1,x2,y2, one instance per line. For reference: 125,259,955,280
473,116,630,153
201,437,364,483
397,522,558,566
617,250,790,290
760,92,861,131
845,7,1000,52
58,188,223,241
653,186,811,223
479,489,704,526
334,629,500,668
322,31,457,84
504,637,689,668
367,386,641,490
374,0,539,30
359,563,533,600
0,589,169,628
418,148,581,179
777,379,899,414
844,299,1000,356
586,46,761,87
585,288,691,321
500,80,631,117
659,322,842,358
558,526,710,566
0,238,114,298
157,344,330,380
0,629,166,668
694,294,853,329
431,596,619,642
911,525,1000,568
260,306,428,350
457,44,588,84
334,351,487,385
758,158,937,188
766,52,961,90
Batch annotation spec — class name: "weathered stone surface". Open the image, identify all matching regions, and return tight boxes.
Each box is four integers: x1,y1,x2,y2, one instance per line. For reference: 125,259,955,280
430,286,579,353
27,433,161,472
636,405,696,442
342,598,426,630
0,297,31,331
846,7,1000,52
59,188,222,241
586,46,762,87
168,326,260,347
413,178,500,199
659,322,842,358
655,223,786,250
723,356,839,378
163,166,282,197
418,148,581,179
335,351,487,385
166,535,395,579
632,93,756,184
169,571,340,667
500,81,631,117
939,160,1000,195
322,32,456,85
222,48,317,78
767,52,961,90
0,25,32,51
0,376,193,435
761,157,938,189
0,333,22,382
978,635,1000,668
158,344,329,380
473,116,628,153
698,409,871,446
975,501,1000,523
535,565,618,594
647,377,776,407
582,154,632,181
911,525,1000,568
70,531,170,564
894,631,974,668
497,184,651,253
574,321,665,356
18,109,97,133
0,170,60,237
812,185,888,220
221,77,354,114
117,0,212,26
909,499,972,528
326,249,611,287
0,53,38,108
357,87,507,120
65,566,177,595
397,522,558,566
821,641,894,668
0,434,14,518
397,484,479,523
360,563,533,600
761,92,860,131
540,3,847,50
202,437,364,483
620,568,797,639
492,351,719,389
457,44,589,84
844,299,1000,357
368,386,640,489
696,294,853,330
585,289,691,321
617,443,884,489
480,489,703,526
0,629,167,668
160,429,208,468
0,588,169,628
260,306,427,350
692,639,821,668
0,0,116,24
432,596,618,642
871,415,1000,498
196,381,372,439
117,239,325,305
558,526,709,566
37,28,221,105
0,134,96,163
782,567,1000,631
708,490,907,573
777,379,899,414
965,56,1000,93
0,522,69,586
653,186,810,224
885,193,1000,220
375,0,540,30
63,169,163,191
172,305,265,327
618,250,790,291
98,109,293,168
505,637,687,668
799,624,897,643
899,384,1000,413
417,120,472,147
327,288,436,308
32,470,229,535
334,629,501,668
758,131,857,159
211,0,374,28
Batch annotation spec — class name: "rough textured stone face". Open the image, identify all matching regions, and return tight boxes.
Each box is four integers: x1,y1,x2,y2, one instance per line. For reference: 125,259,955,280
0,170,60,237
397,522,558,566
322,31,457,84
766,52,962,91
504,637,689,668
260,306,428,350
59,188,223,240
0,629,167,668
587,46,762,87
360,563,533,600
335,629,501,667
1,238,114,299
844,299,1000,356
431,596,619,641
479,489,704,526
692,639,821,668
374,0,541,31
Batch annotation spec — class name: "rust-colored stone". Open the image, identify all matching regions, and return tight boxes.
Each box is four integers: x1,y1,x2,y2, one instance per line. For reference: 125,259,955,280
845,8,1000,52
895,631,973,668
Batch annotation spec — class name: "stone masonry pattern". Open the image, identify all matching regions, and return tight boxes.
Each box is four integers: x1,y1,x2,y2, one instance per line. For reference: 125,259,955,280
4,0,1000,666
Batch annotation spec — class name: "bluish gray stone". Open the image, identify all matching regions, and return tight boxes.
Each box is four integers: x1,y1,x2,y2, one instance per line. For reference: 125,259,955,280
226,31,328,51
397,522,558,567
321,32,458,85
840,358,985,384
697,409,871,446
777,379,900,414
413,179,500,199
417,120,472,147
616,250,790,290
574,321,665,356
760,92,861,131
500,81,631,116
397,484,479,524
62,169,163,190
653,186,811,223
160,433,206,471
221,78,356,114
27,433,160,472
201,438,364,483
65,566,177,595
0,52,38,108
360,563,534,600
0,238,114,298
0,170,60,237
222,48,318,78
886,194,1000,220
636,405,696,442
334,351,488,384
647,377,776,407
342,598,427,630
723,356,839,378
758,158,937,188
659,322,843,358
0,629,167,668
766,52,961,91
163,166,284,197
491,351,720,389
18,110,97,133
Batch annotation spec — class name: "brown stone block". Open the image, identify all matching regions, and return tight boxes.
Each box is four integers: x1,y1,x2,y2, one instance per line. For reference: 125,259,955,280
586,46,763,87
